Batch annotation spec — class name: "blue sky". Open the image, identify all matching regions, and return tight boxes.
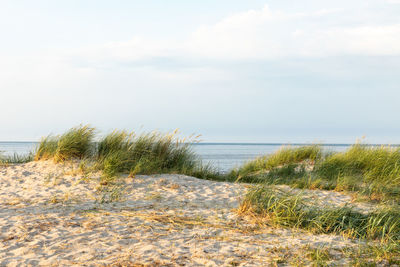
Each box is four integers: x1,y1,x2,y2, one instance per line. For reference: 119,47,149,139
1,0,400,143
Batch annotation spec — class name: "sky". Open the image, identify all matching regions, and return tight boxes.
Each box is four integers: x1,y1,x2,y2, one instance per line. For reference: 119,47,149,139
1,0,400,143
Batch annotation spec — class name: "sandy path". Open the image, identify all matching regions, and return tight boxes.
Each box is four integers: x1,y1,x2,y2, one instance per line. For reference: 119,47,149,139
1,161,362,266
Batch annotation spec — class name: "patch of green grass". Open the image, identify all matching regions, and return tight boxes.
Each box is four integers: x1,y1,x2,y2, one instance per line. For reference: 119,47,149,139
233,163,308,184
96,130,133,160
343,242,400,266
231,145,321,182
240,186,400,242
35,125,96,162
95,130,227,181
34,135,58,160
33,125,224,181
54,125,96,162
306,246,332,267
0,152,34,165
178,163,227,181
96,130,202,179
314,144,400,200
231,144,400,202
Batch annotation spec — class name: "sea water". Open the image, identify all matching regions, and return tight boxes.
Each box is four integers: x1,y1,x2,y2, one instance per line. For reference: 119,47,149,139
0,142,351,172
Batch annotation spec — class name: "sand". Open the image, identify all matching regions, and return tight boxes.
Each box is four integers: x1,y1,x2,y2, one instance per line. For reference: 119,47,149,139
0,161,371,266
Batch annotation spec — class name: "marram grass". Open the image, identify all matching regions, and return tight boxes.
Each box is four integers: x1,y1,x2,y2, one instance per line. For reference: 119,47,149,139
33,125,222,180
54,125,96,162
239,186,400,242
34,136,58,161
230,145,321,182
315,144,400,187
35,125,95,161
231,144,400,201
0,152,33,165
19,127,400,197
95,130,202,179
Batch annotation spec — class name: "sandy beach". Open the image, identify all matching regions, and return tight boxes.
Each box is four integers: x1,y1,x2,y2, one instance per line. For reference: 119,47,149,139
0,161,376,266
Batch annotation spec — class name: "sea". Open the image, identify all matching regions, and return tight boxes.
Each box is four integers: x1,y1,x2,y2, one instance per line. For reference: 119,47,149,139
0,141,352,172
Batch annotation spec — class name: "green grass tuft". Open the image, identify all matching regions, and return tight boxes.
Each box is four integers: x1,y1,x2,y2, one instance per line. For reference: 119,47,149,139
33,125,223,180
231,144,400,202
230,145,321,182
0,152,34,165
34,136,58,160
97,130,133,160
97,130,202,179
54,125,96,162
240,186,400,242
35,125,95,162
314,145,400,198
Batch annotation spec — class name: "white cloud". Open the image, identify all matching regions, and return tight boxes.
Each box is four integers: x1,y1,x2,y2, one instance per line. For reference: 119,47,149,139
184,5,400,59
309,24,400,56
65,4,400,65
2,4,399,85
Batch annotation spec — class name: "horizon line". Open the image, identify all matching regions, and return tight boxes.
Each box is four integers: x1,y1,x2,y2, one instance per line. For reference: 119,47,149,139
1,141,400,146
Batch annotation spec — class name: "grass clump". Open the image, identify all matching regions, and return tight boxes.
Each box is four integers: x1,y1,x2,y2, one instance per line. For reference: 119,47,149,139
96,130,203,179
54,125,96,162
33,125,222,181
240,185,400,242
97,130,132,160
314,144,400,199
343,242,400,266
34,136,58,160
95,130,134,178
35,125,96,162
232,144,400,202
305,246,332,267
0,152,33,165
230,145,321,182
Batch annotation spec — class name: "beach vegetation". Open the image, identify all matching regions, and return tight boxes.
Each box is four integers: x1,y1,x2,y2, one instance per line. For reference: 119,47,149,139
34,125,96,161
0,152,34,165
231,144,400,202
305,246,332,266
33,125,223,180
239,186,400,242
26,126,400,201
230,145,321,182
313,144,400,200
96,130,204,179
34,136,58,160
54,125,96,162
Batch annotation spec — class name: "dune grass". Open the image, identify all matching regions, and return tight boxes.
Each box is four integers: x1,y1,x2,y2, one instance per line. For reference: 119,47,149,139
344,242,400,266
230,145,321,182
231,144,400,202
239,186,400,242
236,146,400,261
24,127,400,199
34,136,58,161
33,125,222,180
239,185,400,264
0,152,34,165
313,144,400,199
54,125,96,162
96,130,203,179
36,125,96,162
34,125,96,162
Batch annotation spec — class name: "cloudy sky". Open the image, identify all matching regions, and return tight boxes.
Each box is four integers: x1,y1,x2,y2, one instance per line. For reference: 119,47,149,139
1,0,400,143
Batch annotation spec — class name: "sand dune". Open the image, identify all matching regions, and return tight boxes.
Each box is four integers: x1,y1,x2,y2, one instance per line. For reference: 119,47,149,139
1,161,366,266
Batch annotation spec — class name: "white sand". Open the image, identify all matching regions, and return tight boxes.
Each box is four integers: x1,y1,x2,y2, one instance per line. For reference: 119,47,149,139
0,161,367,266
